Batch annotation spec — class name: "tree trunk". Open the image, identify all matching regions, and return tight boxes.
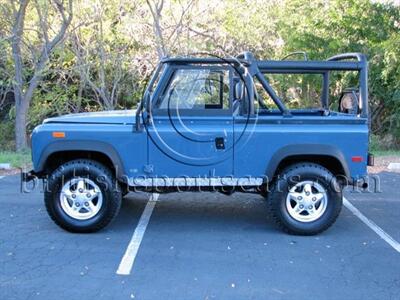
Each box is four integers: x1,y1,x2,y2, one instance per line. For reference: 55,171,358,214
10,0,72,151
11,0,29,151
15,93,29,150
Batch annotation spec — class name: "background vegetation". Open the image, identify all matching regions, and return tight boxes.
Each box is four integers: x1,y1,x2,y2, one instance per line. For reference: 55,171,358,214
0,0,399,152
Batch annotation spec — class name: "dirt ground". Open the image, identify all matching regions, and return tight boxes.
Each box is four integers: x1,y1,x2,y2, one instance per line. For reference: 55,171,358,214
368,155,400,173
0,168,23,176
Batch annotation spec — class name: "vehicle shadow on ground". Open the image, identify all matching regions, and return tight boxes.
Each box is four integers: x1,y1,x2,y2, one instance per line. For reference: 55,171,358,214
120,192,348,237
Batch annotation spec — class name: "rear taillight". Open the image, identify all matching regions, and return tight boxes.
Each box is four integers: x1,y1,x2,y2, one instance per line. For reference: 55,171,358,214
367,153,374,166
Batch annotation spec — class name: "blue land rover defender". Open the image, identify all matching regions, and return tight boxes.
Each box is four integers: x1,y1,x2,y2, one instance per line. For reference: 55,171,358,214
24,52,373,235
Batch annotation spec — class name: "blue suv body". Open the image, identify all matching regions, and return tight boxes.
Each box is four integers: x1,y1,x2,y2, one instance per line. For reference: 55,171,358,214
26,52,373,234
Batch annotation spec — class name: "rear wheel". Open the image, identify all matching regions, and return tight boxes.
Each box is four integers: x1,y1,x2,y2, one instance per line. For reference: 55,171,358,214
44,159,122,233
267,162,342,235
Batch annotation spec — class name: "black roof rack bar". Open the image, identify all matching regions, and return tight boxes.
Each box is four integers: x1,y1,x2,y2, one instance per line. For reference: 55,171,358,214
161,57,249,66
256,60,360,71
326,52,366,63
162,55,364,70
281,51,308,61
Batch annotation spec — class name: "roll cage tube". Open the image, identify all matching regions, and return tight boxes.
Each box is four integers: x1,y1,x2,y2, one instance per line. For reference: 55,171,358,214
256,52,368,117
151,53,291,116
236,51,290,116
137,52,368,125
326,53,368,118
150,55,258,116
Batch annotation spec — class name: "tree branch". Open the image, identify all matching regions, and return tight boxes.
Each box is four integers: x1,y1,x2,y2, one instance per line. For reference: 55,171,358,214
146,0,168,58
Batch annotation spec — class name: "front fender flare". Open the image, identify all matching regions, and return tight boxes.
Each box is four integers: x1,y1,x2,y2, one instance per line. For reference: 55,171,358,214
35,140,126,179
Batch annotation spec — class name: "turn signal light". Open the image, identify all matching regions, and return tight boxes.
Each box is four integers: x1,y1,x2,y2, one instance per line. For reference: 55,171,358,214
52,132,65,138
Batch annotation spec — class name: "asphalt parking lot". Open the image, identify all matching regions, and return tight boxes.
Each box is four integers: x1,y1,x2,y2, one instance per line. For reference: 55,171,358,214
1,172,400,300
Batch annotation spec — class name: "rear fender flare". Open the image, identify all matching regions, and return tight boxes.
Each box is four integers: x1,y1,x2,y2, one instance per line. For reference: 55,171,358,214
265,144,350,180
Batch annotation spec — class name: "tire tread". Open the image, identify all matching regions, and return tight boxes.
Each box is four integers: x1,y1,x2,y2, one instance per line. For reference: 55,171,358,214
267,162,342,235
44,159,122,233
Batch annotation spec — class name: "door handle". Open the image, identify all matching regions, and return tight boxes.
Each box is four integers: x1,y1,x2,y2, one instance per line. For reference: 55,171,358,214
215,137,225,150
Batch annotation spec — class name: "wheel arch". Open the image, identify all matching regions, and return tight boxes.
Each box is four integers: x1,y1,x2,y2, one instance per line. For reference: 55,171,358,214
266,144,350,180
35,141,126,179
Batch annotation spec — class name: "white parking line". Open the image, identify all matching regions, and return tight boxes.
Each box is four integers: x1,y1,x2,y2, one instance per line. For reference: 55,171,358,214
116,193,159,275
343,197,400,253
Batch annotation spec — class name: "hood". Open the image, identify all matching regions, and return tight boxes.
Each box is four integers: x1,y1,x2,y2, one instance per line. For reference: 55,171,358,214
43,110,136,125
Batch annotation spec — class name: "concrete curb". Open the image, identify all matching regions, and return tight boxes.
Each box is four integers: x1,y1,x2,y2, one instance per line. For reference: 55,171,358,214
388,162,400,170
0,163,11,170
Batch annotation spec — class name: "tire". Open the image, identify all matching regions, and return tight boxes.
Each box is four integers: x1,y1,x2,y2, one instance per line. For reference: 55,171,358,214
267,162,342,235
44,159,122,233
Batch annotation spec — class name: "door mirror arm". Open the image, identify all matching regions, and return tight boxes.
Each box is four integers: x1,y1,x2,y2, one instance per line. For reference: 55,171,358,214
144,91,152,123
135,91,151,131
135,100,143,132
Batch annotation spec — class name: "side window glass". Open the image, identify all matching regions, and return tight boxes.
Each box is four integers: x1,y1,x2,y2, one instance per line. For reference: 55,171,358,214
158,68,230,110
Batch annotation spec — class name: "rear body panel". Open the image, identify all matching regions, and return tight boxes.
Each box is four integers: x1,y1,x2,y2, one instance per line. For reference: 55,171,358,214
234,115,368,179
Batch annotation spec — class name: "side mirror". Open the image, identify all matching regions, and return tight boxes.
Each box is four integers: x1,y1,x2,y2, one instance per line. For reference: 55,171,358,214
338,89,360,114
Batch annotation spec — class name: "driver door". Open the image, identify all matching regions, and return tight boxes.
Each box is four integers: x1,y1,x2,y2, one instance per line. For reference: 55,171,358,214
146,65,234,179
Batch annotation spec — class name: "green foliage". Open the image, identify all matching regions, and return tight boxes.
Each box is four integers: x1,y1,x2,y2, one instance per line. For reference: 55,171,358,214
370,134,383,152
0,119,15,151
372,149,400,157
277,0,400,140
370,133,400,152
0,0,399,151
0,150,31,168
266,73,323,109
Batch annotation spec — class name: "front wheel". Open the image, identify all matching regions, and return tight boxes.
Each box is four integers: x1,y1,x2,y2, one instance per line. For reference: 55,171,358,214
267,162,342,235
44,159,122,233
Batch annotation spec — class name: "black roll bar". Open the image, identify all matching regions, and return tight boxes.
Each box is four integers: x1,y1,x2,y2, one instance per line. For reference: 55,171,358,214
326,52,366,62
256,60,361,71
254,72,290,115
237,51,290,115
322,72,330,110
257,52,368,117
136,52,369,129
